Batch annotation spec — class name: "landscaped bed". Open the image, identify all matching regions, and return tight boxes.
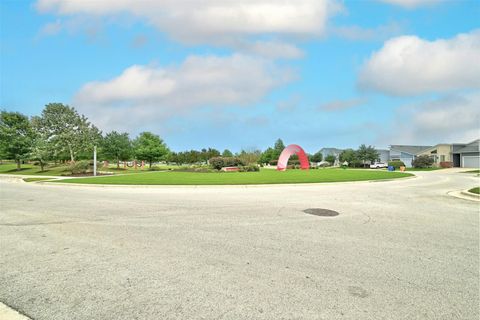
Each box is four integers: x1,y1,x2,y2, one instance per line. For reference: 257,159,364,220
53,169,413,185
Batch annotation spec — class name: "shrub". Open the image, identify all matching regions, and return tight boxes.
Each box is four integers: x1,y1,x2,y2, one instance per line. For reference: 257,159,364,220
388,160,405,169
269,160,278,166
239,165,260,172
412,155,434,168
209,157,244,170
69,160,92,174
440,161,453,168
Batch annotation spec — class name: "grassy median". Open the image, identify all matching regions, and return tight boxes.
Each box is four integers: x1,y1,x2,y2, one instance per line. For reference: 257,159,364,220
54,168,413,185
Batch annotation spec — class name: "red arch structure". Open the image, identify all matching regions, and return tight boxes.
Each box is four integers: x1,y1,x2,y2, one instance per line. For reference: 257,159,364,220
277,144,310,171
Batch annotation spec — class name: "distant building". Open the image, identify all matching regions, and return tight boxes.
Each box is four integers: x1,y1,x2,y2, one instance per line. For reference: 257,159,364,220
389,145,432,168
319,148,343,165
417,140,479,168
377,149,390,163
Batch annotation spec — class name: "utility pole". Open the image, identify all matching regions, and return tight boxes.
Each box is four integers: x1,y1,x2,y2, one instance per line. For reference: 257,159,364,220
93,145,97,176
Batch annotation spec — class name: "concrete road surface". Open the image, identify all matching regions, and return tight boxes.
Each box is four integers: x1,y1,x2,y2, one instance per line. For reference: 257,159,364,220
0,169,478,319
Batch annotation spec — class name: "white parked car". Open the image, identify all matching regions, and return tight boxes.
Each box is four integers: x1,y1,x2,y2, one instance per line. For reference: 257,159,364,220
370,162,388,169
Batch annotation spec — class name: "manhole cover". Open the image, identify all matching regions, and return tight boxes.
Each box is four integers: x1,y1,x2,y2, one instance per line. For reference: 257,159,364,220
303,208,339,217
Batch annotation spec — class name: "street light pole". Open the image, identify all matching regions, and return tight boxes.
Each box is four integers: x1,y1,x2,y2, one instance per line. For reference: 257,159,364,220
93,145,97,177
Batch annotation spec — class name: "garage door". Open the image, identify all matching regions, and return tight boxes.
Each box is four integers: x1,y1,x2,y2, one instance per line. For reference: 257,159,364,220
462,156,480,168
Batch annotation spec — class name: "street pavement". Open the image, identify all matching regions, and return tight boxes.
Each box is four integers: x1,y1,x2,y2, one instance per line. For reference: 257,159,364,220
0,169,478,319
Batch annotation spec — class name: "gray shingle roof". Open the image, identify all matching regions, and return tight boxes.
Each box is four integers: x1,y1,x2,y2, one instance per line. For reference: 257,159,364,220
455,139,479,153
390,145,432,155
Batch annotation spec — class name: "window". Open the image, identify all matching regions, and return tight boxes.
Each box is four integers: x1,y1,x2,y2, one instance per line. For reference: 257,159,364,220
440,155,445,162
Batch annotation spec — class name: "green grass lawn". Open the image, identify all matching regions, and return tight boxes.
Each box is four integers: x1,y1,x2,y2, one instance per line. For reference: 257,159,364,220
0,163,69,176
463,169,480,174
0,163,175,176
404,167,444,171
469,187,480,194
55,168,413,185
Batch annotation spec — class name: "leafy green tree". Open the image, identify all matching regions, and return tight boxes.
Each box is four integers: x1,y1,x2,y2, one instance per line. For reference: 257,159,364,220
412,155,434,168
102,131,132,168
133,132,169,168
274,138,285,154
339,149,357,165
259,147,277,164
238,149,261,165
357,144,379,166
30,116,52,171
0,111,34,170
36,103,101,162
325,154,336,165
222,149,233,157
310,151,323,163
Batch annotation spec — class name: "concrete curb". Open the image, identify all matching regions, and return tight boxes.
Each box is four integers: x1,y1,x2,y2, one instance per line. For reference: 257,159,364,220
0,302,31,320
448,190,480,202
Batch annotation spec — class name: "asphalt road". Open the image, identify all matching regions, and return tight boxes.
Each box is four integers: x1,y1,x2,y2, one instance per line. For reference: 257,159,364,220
0,169,479,320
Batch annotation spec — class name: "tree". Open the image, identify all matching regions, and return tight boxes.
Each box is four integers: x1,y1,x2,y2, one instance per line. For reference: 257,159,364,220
133,132,169,168
274,138,285,154
102,131,132,168
325,154,336,165
0,111,34,170
222,149,233,157
339,148,357,166
238,149,261,165
310,151,323,163
36,103,101,162
259,147,277,164
30,116,52,171
412,155,434,168
356,144,379,167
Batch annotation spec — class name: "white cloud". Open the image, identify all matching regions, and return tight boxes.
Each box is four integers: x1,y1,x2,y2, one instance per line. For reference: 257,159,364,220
378,0,441,8
358,30,480,96
386,92,480,144
74,54,295,131
240,40,304,59
36,0,339,44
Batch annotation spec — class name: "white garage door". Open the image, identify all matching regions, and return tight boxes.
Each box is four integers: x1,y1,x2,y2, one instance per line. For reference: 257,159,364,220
462,156,480,168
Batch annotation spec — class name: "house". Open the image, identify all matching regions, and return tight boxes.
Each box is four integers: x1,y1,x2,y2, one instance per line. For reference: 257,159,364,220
389,145,432,168
415,144,454,167
415,140,479,168
319,148,343,165
377,149,390,163
452,139,480,168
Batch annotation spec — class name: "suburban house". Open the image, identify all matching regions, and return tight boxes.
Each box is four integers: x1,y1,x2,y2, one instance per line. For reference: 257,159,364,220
415,140,479,168
389,145,432,168
377,149,390,163
319,148,343,165
452,139,480,168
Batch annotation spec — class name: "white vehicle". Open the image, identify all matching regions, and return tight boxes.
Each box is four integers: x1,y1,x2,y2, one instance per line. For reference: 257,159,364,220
370,162,388,169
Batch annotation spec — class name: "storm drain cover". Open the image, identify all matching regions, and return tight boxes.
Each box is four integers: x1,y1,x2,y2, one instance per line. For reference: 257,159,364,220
303,208,339,217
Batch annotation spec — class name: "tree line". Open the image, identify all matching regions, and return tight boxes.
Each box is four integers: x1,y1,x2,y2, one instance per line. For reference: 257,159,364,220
0,103,381,171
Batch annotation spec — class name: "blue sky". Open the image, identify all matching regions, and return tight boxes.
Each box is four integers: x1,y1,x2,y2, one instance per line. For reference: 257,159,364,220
1,0,479,153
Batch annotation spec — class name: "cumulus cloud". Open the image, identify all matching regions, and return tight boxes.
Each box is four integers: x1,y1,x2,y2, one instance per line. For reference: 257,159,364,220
358,30,480,96
386,92,480,144
73,54,295,131
378,0,441,8
36,0,339,45
318,97,367,111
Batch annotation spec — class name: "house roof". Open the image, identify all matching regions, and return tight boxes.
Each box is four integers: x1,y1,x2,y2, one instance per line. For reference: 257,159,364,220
390,145,432,155
455,139,479,154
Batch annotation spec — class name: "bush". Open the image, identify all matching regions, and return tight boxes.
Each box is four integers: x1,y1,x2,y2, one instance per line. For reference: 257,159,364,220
209,157,244,170
239,165,260,172
269,160,278,166
440,161,453,168
69,160,92,174
412,155,434,168
388,160,405,169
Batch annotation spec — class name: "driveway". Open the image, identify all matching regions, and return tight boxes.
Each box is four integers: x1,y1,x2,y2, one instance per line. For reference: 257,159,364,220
0,169,478,319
